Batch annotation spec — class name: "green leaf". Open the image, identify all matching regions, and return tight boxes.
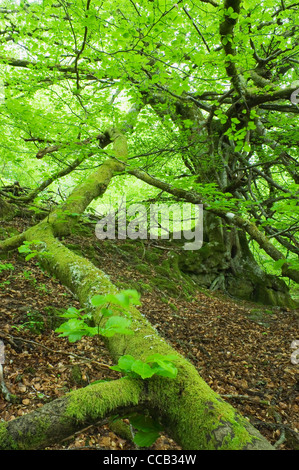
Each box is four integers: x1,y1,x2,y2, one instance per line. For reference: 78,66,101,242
131,360,155,379
243,142,251,152
18,245,31,254
59,307,84,318
90,290,140,309
101,307,114,317
114,290,141,307
55,320,88,342
110,354,136,373
101,316,133,337
129,413,163,432
129,413,163,447
25,252,38,261
90,295,108,307
133,430,160,447
273,259,287,270
55,318,93,342
150,363,178,378
145,353,178,378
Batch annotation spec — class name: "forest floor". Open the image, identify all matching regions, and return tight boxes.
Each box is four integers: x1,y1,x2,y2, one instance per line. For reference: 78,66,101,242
0,217,298,450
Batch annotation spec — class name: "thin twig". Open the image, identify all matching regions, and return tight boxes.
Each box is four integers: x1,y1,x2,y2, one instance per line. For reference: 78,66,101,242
182,7,210,53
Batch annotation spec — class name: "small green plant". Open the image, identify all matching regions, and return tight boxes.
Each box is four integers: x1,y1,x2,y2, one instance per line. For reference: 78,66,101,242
22,270,50,293
22,270,37,285
18,240,49,261
110,353,178,379
12,310,45,334
25,311,45,334
55,290,140,343
127,413,164,448
55,306,98,342
55,289,178,448
36,283,49,293
0,262,15,288
0,262,14,273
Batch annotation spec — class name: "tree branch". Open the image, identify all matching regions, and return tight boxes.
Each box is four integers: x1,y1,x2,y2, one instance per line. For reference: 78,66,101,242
128,167,299,284
0,378,143,449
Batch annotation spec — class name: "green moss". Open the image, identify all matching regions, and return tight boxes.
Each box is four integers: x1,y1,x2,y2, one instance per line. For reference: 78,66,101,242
0,422,18,450
76,224,94,237
146,364,263,450
144,251,160,263
109,418,133,441
141,283,153,292
155,266,171,278
119,243,141,253
0,415,52,450
65,243,83,256
151,277,179,295
65,378,142,422
18,416,52,450
135,264,150,275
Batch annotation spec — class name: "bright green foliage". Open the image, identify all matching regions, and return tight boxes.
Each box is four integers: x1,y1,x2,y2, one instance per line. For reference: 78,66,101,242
0,0,298,287
55,291,136,342
0,263,14,273
55,290,140,342
110,353,178,380
18,241,48,261
127,413,164,447
55,314,98,343
0,0,298,451
91,289,141,309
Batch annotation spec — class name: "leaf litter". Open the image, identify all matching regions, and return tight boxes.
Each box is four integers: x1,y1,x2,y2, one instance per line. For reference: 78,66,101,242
0,219,298,450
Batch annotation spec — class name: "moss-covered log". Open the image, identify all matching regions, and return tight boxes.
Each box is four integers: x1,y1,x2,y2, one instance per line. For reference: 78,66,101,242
0,129,274,450
0,229,273,450
0,378,142,450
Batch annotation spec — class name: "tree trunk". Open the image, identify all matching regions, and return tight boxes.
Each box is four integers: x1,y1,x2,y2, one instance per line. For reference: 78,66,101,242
140,89,299,297
129,167,299,297
0,378,142,450
178,211,295,307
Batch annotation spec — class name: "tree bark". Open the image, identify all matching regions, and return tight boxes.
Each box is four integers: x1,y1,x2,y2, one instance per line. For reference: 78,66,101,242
178,211,296,307
0,378,143,450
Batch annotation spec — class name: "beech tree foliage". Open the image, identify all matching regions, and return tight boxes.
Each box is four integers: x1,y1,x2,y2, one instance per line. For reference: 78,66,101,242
0,0,298,284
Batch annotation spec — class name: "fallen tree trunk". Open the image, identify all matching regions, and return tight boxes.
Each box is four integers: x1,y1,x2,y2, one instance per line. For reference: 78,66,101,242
0,136,274,450
0,232,273,450
0,377,142,450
